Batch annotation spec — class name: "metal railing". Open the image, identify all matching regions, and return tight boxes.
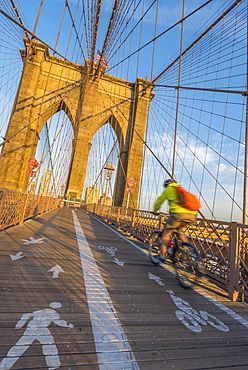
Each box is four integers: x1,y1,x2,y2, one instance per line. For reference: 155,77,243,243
0,188,59,230
83,203,248,302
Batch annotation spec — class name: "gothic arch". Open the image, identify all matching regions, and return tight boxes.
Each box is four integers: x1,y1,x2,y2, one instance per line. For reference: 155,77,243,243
36,100,75,136
89,114,124,150
0,39,154,207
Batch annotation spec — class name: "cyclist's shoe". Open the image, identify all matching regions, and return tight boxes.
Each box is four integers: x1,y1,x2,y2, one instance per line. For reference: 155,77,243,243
154,255,165,263
167,246,174,257
196,263,205,276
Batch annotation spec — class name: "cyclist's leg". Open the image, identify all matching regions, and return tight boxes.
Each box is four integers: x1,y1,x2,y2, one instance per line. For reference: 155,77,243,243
148,230,164,264
160,214,181,257
177,213,197,242
160,230,172,257
178,226,187,243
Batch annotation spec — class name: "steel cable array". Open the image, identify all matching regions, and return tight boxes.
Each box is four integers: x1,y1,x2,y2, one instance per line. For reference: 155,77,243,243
0,0,247,222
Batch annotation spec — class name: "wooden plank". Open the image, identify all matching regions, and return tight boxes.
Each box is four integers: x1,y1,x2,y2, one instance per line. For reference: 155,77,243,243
0,208,248,369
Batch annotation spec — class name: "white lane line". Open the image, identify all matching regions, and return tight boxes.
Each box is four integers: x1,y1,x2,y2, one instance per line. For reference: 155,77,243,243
72,211,140,370
193,287,248,329
87,212,248,330
88,213,145,253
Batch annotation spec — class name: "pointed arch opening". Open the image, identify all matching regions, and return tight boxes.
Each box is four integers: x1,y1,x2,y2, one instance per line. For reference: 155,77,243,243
32,109,74,198
83,115,121,205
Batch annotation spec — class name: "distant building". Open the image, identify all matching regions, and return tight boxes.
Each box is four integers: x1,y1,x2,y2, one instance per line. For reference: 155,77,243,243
85,187,100,204
38,169,51,196
99,194,112,206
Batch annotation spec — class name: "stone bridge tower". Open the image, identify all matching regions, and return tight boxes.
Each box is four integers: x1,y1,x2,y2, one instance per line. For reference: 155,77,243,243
0,38,154,208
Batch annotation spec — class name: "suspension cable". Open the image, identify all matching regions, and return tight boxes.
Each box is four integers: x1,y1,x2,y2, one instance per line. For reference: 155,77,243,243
107,0,214,73
9,0,29,37
153,0,242,83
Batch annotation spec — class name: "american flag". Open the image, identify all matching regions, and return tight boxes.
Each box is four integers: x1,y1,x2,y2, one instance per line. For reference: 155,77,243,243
96,50,108,67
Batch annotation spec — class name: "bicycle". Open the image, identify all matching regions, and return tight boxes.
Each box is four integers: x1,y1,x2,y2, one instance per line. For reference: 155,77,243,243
148,220,204,288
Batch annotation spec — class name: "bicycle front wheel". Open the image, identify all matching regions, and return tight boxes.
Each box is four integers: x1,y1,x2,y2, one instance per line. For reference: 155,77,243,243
148,232,162,264
174,242,202,288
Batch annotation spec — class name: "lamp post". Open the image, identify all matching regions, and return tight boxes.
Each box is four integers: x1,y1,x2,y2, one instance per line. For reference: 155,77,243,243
126,177,136,209
103,162,115,204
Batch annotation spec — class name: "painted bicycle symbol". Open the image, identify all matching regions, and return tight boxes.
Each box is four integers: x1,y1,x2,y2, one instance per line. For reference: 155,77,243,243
167,290,229,333
98,245,117,256
98,245,124,266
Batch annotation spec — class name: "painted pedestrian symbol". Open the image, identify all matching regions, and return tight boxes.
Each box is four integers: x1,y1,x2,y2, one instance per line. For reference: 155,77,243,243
0,302,74,370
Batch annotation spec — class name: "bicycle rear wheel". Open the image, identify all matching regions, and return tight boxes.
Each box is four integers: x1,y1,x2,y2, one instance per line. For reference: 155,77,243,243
148,232,162,264
173,242,202,288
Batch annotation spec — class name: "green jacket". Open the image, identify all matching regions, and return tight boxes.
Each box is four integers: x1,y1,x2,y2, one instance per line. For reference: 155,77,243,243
153,183,197,214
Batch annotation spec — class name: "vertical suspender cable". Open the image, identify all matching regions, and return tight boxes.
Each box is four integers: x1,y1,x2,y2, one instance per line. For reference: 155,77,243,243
150,0,159,80
126,0,136,81
35,2,67,194
243,11,248,224
172,0,185,178
139,0,159,206
135,0,144,78
55,4,67,50
90,0,102,65
32,0,45,35
127,0,144,207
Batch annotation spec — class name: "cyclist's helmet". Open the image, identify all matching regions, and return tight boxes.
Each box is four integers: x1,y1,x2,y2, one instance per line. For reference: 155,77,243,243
163,178,176,188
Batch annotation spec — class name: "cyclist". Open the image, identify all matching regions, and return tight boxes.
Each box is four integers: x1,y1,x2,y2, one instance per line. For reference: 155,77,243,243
153,179,197,262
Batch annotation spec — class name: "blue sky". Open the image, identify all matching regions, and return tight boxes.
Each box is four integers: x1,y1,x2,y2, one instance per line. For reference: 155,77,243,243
15,0,236,81
1,0,246,221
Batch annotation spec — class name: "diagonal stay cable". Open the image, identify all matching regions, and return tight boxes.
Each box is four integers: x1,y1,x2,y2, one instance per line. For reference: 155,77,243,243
65,0,86,61
96,78,213,217
106,0,156,62
94,0,121,77
9,0,29,37
89,0,102,64
0,75,87,149
153,0,242,83
107,0,214,72
0,8,76,63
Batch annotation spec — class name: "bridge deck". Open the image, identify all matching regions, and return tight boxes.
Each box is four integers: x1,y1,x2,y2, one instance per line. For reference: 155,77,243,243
0,208,248,370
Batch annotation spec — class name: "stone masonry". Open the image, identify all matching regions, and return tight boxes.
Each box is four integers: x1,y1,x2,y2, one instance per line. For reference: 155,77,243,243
0,38,154,208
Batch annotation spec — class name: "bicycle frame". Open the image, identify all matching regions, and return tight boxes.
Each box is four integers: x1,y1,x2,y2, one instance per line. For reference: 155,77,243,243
148,228,204,288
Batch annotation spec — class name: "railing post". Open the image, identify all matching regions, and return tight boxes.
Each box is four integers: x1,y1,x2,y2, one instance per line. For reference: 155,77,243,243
131,210,137,234
158,214,165,231
228,222,240,301
0,189,7,230
34,194,41,216
108,206,110,222
116,207,120,224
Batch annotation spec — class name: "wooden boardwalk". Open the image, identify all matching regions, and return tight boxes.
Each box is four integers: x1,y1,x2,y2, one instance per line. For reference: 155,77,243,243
0,207,248,370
